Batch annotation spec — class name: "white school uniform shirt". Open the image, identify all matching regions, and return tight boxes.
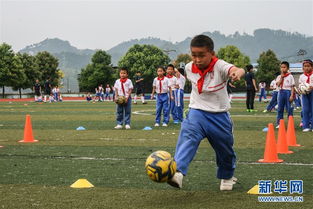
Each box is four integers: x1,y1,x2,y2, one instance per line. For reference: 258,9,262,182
167,76,178,90
299,73,313,87
114,79,133,97
259,82,266,89
176,74,186,90
153,77,170,94
185,60,234,112
276,74,295,90
270,79,279,92
105,87,111,93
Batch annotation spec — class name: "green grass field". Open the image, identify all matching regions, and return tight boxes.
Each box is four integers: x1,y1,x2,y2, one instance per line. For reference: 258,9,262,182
0,100,312,209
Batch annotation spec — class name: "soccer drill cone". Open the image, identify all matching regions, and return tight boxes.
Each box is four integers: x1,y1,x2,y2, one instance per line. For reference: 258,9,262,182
277,119,293,154
18,114,38,143
70,179,94,188
258,123,283,163
286,116,301,147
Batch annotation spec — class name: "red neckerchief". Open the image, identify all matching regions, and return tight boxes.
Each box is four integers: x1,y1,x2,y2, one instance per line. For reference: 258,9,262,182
166,74,173,78
304,72,312,84
280,73,290,87
191,56,218,94
120,78,127,95
157,76,164,93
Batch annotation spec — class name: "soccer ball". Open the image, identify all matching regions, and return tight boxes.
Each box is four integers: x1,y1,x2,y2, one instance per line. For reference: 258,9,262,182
298,83,311,94
115,96,127,105
145,151,176,183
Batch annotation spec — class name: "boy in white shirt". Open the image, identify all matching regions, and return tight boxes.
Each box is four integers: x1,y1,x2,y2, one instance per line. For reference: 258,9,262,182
166,65,179,123
275,61,295,128
151,67,173,127
174,68,186,122
168,35,245,191
114,68,134,129
298,59,313,132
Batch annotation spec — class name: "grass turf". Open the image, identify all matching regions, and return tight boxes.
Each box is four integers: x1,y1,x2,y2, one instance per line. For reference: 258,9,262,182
0,101,312,209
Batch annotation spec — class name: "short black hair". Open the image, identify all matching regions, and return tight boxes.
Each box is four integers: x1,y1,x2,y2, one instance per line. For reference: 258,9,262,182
178,68,185,76
167,64,175,69
136,71,141,74
303,59,313,66
281,61,290,69
190,35,214,51
119,67,129,74
246,64,254,71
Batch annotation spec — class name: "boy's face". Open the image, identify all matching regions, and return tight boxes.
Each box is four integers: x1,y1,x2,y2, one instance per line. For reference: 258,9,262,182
120,70,128,79
280,64,289,74
36,79,39,83
136,72,141,76
191,47,214,70
166,67,174,75
157,68,165,76
303,63,313,73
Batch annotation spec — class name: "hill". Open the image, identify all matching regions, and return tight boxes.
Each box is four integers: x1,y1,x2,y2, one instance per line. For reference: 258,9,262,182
18,29,313,92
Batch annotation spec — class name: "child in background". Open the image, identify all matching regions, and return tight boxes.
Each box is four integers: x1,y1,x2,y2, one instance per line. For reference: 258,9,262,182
275,61,295,128
49,93,55,103
86,92,92,102
134,71,147,104
33,79,42,102
174,68,186,122
258,81,267,102
298,59,313,132
151,67,173,127
263,75,279,113
166,64,179,123
168,35,245,191
114,68,133,129
105,84,111,101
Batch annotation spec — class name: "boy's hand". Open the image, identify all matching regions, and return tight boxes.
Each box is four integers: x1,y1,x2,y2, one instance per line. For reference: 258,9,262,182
229,67,245,82
150,94,154,100
171,95,174,100
289,96,294,102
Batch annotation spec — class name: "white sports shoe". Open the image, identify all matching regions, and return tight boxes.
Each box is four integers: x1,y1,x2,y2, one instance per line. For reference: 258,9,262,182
303,128,310,132
114,124,123,129
276,125,279,129
167,172,183,189
162,123,168,127
220,177,238,191
125,125,131,129
154,123,160,127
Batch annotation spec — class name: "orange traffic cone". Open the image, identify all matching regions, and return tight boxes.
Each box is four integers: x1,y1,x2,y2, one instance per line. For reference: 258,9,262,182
258,123,283,163
277,119,293,154
287,116,301,147
18,115,38,143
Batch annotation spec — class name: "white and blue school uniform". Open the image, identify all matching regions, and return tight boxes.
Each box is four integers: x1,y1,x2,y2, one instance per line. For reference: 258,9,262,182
153,77,170,124
259,82,267,102
266,79,279,111
299,73,313,130
167,75,178,121
174,74,186,122
105,87,111,100
174,57,236,179
114,79,133,126
99,86,104,101
276,73,295,125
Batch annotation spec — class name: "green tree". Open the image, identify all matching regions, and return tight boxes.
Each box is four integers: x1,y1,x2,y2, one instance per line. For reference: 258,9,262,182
118,44,170,92
9,55,27,98
78,50,115,92
256,50,281,88
174,54,192,68
217,45,250,89
13,53,41,98
35,51,62,86
0,43,15,97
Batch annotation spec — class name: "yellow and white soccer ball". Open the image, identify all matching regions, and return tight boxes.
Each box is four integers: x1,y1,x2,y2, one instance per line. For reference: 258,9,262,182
145,151,176,183
115,96,127,105
298,83,311,95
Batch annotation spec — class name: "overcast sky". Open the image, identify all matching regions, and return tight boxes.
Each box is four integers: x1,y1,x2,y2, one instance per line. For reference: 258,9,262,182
1,0,312,51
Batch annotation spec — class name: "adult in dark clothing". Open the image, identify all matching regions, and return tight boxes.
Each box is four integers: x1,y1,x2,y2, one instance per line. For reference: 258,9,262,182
133,71,147,104
245,65,258,112
44,78,52,102
33,79,42,102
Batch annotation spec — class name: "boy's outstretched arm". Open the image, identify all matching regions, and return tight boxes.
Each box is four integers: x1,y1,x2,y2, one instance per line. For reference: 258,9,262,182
229,67,245,82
